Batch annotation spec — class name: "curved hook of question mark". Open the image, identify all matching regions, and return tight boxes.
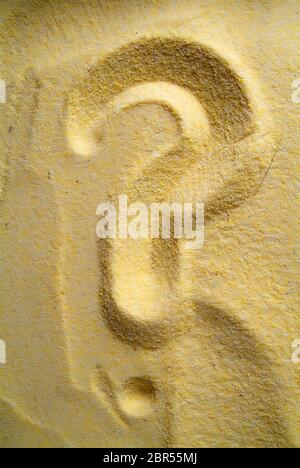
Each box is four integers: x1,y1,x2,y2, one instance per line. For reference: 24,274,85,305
67,38,275,349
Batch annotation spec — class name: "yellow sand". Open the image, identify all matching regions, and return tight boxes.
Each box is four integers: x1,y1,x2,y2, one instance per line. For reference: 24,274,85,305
0,0,299,448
